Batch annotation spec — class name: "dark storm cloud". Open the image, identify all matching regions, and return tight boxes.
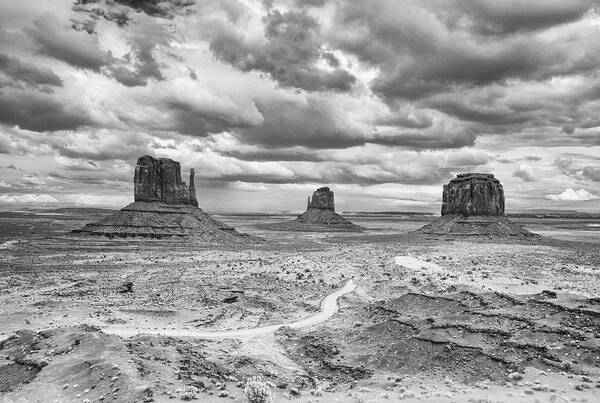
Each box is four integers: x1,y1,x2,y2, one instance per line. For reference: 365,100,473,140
105,16,169,86
235,98,364,148
112,0,196,18
222,148,325,162
330,1,547,103
371,43,553,103
329,0,600,129
309,166,448,186
424,95,532,125
53,135,153,161
214,164,449,186
27,11,167,87
455,0,595,35
369,129,476,149
0,54,63,89
209,9,356,91
225,95,474,150
374,114,433,130
72,0,196,28
26,14,109,71
160,100,257,136
583,166,600,182
0,90,91,132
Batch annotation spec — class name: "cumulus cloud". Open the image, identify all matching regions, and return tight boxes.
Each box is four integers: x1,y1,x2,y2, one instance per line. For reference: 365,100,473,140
513,163,536,182
0,53,63,89
209,8,356,91
26,13,109,71
547,188,599,201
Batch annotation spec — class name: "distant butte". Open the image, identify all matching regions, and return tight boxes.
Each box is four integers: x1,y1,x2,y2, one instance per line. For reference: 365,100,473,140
418,173,537,237
269,187,363,231
74,155,246,240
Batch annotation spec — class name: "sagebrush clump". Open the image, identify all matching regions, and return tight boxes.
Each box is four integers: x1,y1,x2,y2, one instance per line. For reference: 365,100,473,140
244,376,273,403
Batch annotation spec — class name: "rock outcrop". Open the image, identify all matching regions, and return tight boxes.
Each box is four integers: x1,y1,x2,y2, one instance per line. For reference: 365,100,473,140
267,187,362,231
134,155,197,206
75,156,246,240
307,187,335,211
441,173,504,216
418,173,536,237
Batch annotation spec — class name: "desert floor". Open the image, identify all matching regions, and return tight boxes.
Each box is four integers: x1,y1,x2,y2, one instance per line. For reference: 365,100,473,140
1,210,599,402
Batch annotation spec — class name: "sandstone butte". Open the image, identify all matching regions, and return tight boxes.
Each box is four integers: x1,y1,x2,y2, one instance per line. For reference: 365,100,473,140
418,173,536,237
291,187,363,231
74,155,245,240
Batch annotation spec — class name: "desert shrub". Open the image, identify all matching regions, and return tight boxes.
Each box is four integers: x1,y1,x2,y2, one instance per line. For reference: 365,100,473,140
244,376,273,403
180,386,198,401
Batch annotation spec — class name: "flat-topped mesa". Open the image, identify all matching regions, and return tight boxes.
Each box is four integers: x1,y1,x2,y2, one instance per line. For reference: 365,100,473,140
134,155,197,206
307,187,335,211
441,173,504,216
417,173,537,237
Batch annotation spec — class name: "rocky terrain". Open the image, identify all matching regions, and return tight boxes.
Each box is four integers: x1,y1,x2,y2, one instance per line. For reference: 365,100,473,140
0,172,598,402
0,209,599,402
419,173,535,237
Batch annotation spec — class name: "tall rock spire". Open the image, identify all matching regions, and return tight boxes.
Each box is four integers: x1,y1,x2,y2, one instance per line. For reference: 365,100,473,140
189,168,198,207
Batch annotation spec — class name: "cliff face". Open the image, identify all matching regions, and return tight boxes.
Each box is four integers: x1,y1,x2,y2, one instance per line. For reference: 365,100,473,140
134,155,197,206
418,173,536,237
307,187,335,211
441,173,504,216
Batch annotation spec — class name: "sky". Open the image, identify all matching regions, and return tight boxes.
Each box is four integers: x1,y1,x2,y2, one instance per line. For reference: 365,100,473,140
0,0,599,213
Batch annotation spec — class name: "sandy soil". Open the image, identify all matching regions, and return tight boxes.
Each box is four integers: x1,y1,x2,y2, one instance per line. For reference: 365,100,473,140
1,212,599,402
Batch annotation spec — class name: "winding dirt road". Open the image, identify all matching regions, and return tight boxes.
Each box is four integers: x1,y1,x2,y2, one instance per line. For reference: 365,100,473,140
102,279,356,339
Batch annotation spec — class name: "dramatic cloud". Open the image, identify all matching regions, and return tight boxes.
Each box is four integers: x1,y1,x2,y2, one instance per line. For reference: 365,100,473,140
0,0,599,211
208,8,356,91
454,0,595,35
0,53,63,89
26,13,109,71
0,90,92,131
